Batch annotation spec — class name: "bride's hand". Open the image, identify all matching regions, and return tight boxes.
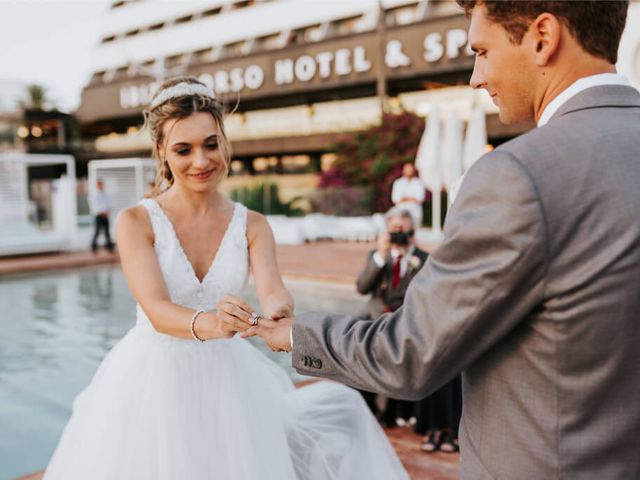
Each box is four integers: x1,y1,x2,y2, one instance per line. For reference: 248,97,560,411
215,294,256,333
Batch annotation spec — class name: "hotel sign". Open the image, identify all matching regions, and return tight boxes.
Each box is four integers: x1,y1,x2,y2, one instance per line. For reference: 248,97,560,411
78,15,474,122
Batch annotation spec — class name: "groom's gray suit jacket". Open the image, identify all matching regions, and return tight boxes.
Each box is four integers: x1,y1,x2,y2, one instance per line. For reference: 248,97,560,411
292,85,640,479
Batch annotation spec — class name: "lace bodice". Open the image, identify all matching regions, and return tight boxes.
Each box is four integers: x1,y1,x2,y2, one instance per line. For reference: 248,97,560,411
136,198,249,329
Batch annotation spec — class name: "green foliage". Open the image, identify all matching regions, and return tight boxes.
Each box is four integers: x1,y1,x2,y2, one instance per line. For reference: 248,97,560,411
319,112,426,213
309,186,373,216
0,127,14,144
25,84,48,110
229,182,304,216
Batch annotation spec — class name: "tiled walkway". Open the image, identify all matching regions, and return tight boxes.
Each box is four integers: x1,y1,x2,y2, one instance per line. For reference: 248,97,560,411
0,240,437,283
17,427,459,480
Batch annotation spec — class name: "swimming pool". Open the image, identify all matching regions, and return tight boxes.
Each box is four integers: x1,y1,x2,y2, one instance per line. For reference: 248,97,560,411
0,266,365,480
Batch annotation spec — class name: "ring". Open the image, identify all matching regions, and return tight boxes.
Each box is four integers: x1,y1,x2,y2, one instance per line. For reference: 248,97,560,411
250,311,260,325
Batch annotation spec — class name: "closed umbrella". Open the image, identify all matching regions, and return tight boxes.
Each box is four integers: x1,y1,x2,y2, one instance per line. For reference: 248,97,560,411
416,106,442,193
415,107,443,238
463,105,487,171
442,109,464,192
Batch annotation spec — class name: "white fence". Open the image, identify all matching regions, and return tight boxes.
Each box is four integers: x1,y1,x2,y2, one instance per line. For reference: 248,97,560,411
0,153,77,256
87,158,157,226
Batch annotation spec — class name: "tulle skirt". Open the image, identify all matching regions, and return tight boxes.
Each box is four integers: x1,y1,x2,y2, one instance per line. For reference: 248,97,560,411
43,325,408,479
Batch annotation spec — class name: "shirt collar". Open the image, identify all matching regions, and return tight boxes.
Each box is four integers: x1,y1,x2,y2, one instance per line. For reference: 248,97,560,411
537,73,630,127
391,244,415,259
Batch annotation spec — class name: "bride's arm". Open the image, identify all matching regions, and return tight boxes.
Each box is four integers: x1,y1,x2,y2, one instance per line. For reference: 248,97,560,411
246,211,294,318
116,206,242,340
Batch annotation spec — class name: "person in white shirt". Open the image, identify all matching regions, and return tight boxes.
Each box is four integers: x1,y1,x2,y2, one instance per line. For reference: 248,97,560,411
89,179,114,253
391,163,425,227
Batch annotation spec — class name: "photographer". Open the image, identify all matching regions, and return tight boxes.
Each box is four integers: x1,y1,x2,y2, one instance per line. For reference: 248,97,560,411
357,208,428,319
356,208,428,426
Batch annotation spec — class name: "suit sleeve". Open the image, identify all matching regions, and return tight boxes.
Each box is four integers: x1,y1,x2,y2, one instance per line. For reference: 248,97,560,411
292,151,548,400
355,252,385,295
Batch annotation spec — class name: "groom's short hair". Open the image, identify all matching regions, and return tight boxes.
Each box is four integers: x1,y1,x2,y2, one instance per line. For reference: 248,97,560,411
456,1,628,64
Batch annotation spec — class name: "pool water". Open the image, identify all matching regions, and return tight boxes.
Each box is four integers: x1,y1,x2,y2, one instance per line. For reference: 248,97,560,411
0,266,365,480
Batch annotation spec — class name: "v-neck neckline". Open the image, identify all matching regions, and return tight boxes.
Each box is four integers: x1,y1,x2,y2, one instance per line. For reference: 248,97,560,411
150,198,237,286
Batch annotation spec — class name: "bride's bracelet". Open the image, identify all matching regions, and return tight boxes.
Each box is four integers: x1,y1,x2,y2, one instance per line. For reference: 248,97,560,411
190,309,207,342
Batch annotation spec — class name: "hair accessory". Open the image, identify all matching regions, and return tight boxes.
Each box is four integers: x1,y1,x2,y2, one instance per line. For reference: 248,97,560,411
150,82,214,109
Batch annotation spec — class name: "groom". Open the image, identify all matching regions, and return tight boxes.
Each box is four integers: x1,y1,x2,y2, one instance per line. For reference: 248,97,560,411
242,2,640,478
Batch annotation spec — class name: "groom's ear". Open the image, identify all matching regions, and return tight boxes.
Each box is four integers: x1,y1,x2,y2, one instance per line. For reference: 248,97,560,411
531,12,562,67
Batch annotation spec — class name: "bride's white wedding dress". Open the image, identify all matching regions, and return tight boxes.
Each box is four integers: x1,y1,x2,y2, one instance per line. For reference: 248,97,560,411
44,199,408,480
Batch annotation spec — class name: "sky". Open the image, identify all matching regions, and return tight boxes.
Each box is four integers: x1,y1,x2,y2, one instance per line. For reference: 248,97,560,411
0,0,110,112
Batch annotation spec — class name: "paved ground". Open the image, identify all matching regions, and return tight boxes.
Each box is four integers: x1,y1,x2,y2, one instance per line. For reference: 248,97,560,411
0,249,119,277
4,241,458,479
387,427,460,479
16,426,459,480
0,240,437,282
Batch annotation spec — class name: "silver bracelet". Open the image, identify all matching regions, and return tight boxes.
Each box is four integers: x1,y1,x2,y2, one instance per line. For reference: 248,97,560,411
190,309,206,342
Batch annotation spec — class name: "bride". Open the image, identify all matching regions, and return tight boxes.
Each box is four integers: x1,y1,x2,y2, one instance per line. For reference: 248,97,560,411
43,76,408,480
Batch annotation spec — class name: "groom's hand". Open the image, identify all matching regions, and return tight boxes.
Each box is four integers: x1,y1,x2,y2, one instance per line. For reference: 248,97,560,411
241,316,293,352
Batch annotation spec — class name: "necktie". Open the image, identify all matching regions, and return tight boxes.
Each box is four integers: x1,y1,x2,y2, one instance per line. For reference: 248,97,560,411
392,254,403,288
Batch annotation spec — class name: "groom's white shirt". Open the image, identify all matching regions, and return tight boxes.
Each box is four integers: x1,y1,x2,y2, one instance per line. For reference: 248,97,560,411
537,72,630,126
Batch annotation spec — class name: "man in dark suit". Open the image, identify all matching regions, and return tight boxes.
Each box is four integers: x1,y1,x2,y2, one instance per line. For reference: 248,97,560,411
236,2,640,478
357,208,428,320
356,208,427,426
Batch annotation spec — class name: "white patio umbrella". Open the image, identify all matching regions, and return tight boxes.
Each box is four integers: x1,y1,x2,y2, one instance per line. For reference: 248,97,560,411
463,105,488,171
441,109,464,206
415,106,443,238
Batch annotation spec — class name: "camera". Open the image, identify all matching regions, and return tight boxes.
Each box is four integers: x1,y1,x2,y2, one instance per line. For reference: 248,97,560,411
389,230,414,245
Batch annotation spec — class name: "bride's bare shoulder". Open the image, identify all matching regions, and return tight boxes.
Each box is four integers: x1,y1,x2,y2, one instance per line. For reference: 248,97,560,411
245,210,273,243
116,203,154,242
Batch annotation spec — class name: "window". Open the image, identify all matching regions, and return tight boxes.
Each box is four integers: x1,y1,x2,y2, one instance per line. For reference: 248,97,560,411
230,160,246,175
255,33,283,51
231,0,252,10
193,48,214,63
386,5,418,27
91,71,106,84
282,155,312,174
304,24,326,43
330,15,364,37
165,54,185,68
175,14,193,25
202,7,222,17
286,28,305,46
222,41,246,58
114,66,128,79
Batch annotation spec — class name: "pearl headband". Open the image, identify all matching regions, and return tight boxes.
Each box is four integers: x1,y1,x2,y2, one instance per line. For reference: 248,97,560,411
149,82,214,109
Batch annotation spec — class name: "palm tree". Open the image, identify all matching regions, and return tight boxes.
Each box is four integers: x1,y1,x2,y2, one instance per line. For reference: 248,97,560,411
25,84,48,110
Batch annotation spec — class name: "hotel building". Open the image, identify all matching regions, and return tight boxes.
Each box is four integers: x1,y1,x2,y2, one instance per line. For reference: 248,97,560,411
75,0,640,201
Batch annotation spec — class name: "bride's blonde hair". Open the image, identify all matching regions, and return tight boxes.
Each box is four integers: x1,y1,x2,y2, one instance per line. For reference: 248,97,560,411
143,76,231,197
